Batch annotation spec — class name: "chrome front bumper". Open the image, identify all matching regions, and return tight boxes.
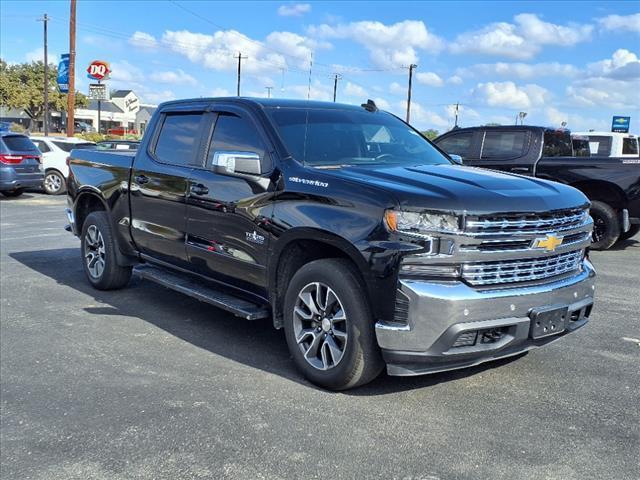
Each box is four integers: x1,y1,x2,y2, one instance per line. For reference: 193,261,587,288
376,259,596,376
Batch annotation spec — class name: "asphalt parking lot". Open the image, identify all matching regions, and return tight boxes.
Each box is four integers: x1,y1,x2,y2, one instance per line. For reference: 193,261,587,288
1,192,639,480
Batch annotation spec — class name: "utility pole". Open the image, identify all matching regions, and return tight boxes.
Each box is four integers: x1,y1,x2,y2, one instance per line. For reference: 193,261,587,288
234,52,247,96
66,0,76,137
265,86,273,98
38,13,49,136
454,102,459,128
331,73,342,102
406,64,417,123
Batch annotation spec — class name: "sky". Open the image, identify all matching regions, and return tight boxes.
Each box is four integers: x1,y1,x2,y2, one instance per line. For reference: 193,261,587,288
1,1,639,132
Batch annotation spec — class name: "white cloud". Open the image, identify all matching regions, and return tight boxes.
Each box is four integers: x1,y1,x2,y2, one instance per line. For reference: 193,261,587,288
598,14,640,34
278,3,312,17
343,81,368,98
109,61,145,83
451,14,592,60
210,87,232,97
587,49,640,79
415,71,444,87
286,80,333,101
447,75,463,85
25,47,59,64
458,61,579,79
129,31,158,49
143,89,176,104
394,100,448,128
308,20,444,68
160,28,325,74
389,82,405,95
566,77,639,110
473,81,550,109
373,97,391,110
545,106,608,131
154,69,198,86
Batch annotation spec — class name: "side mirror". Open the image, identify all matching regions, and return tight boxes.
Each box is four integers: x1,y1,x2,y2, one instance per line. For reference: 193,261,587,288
212,151,262,175
449,154,463,165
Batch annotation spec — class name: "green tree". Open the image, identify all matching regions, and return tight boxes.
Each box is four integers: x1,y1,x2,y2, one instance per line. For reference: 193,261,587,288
421,129,440,140
0,59,88,120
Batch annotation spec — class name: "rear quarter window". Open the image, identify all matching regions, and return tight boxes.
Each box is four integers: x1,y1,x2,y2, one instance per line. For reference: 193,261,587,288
153,112,204,166
543,130,573,157
622,137,639,155
586,136,612,156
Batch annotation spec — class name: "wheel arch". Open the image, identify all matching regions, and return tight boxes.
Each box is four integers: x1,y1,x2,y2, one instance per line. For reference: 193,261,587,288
570,180,627,210
268,228,372,329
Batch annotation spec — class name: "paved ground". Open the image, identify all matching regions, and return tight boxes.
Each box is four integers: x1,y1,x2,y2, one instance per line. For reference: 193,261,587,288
1,193,639,480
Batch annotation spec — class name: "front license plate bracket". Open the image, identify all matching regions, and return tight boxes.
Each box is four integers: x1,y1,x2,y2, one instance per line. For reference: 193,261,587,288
529,306,568,339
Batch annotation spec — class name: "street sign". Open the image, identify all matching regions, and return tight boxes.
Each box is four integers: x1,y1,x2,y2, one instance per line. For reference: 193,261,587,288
88,83,109,101
87,60,111,81
57,54,69,93
612,116,630,133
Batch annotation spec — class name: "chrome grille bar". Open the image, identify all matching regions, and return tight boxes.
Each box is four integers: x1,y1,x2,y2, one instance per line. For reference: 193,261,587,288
462,250,583,286
466,209,588,234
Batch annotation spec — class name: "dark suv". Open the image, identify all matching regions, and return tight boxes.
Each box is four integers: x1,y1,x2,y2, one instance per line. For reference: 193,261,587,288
0,131,43,197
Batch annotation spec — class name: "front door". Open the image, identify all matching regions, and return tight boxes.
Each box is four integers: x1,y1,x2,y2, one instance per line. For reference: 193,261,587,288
185,109,275,298
129,107,208,268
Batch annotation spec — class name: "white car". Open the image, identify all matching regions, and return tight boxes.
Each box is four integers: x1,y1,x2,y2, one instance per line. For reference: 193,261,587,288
30,136,96,194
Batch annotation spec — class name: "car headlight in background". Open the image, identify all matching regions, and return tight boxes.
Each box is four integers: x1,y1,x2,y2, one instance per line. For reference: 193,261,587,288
385,209,460,237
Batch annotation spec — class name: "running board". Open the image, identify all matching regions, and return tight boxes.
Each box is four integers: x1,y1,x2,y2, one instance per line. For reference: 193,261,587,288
134,264,270,320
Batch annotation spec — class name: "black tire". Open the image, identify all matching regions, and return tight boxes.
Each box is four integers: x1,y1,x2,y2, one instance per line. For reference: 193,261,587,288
81,211,132,290
43,169,66,195
1,189,24,197
618,224,640,242
283,258,383,390
589,201,620,250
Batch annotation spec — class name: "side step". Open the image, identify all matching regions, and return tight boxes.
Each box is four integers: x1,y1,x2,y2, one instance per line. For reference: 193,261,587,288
134,264,270,320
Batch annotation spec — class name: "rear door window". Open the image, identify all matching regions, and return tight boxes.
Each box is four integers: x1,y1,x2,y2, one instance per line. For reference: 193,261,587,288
32,140,51,153
435,132,474,159
1,135,39,153
622,137,639,155
543,130,573,157
481,131,528,160
52,142,95,152
153,112,205,166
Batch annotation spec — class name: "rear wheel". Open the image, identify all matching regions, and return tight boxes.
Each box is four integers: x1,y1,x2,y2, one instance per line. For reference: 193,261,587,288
283,259,383,390
81,211,132,290
43,170,66,195
589,201,620,250
618,224,640,242
1,189,24,198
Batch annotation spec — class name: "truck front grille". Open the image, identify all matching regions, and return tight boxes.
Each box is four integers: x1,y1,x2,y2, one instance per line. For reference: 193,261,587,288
462,250,583,286
465,208,588,235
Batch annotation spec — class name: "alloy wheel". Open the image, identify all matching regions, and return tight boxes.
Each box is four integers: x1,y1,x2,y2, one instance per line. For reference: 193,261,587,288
292,282,348,371
84,225,106,278
44,172,62,194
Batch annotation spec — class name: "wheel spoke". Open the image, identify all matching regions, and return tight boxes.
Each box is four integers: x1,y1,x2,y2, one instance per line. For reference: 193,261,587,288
331,328,347,340
332,308,346,321
320,340,330,369
304,331,323,360
325,335,343,365
294,306,313,321
299,290,320,316
295,328,315,344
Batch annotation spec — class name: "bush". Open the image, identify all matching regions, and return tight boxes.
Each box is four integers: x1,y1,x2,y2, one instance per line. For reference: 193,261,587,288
75,132,107,142
9,122,27,133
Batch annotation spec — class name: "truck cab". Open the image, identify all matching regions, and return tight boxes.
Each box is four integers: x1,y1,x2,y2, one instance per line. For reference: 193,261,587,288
571,131,639,158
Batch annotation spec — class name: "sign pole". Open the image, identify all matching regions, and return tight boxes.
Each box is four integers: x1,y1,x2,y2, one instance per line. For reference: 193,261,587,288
97,79,101,135
66,0,76,137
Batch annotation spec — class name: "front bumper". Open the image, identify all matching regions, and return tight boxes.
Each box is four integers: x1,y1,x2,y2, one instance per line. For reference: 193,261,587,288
376,259,596,376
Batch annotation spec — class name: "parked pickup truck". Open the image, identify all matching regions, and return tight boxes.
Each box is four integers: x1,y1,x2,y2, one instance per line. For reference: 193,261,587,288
66,98,596,390
434,126,640,249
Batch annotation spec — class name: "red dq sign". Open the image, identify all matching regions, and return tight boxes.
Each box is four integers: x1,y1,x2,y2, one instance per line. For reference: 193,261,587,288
87,60,111,81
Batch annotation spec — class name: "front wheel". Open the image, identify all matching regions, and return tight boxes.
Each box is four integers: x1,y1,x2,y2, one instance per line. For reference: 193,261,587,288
589,201,620,250
43,170,66,195
81,211,132,290
283,259,383,390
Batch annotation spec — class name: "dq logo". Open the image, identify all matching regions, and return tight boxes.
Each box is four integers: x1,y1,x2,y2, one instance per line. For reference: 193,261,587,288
87,60,111,81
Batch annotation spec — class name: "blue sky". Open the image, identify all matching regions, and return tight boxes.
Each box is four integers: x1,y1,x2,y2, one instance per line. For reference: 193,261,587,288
1,1,639,132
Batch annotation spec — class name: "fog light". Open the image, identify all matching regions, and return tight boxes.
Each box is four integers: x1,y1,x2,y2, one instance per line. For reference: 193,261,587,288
452,331,478,347
400,263,460,278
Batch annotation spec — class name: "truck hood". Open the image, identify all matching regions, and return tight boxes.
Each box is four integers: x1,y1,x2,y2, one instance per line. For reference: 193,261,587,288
317,164,588,214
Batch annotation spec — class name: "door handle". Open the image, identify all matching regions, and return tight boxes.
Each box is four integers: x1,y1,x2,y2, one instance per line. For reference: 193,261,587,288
511,167,530,173
190,183,209,195
134,174,149,184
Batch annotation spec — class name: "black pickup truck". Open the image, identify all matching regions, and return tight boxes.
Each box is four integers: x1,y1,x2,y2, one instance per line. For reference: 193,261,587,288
66,98,596,390
434,126,640,249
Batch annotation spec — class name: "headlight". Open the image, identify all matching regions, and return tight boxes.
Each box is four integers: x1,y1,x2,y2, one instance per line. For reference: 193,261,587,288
385,210,460,237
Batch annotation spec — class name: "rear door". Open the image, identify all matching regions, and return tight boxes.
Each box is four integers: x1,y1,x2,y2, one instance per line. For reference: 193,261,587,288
129,105,208,268
470,129,534,174
185,106,275,296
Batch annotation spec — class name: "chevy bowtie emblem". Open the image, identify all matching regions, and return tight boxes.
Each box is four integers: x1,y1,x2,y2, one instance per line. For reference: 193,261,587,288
534,234,563,251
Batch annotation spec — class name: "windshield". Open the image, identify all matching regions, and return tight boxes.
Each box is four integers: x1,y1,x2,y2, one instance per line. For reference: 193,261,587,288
267,107,451,167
